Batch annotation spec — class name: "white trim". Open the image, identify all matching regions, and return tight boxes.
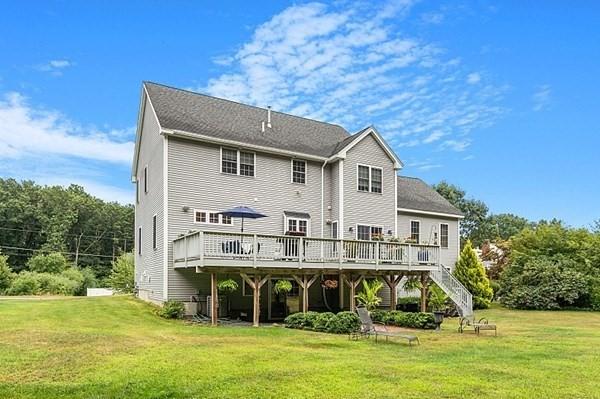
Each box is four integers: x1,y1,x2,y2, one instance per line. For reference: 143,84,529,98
394,175,398,237
338,159,344,239
334,126,403,169
290,159,307,184
220,146,256,177
132,84,163,179
193,209,234,226
409,219,421,243
397,207,465,219
356,163,383,194
164,129,328,162
439,222,449,249
162,135,169,301
355,224,384,241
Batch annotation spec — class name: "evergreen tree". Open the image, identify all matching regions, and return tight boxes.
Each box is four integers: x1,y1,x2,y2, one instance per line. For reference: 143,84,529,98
454,240,493,309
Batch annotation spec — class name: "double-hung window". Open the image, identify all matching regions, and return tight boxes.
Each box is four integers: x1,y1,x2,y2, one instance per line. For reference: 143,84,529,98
357,164,382,193
221,147,255,177
356,225,383,241
292,159,306,184
410,220,420,243
287,218,308,235
194,210,233,226
440,223,449,248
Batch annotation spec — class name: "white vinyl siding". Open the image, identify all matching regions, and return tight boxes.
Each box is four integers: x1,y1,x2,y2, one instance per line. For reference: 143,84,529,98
221,147,255,177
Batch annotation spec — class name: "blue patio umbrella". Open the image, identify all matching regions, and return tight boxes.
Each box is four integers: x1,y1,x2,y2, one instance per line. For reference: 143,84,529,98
218,206,267,233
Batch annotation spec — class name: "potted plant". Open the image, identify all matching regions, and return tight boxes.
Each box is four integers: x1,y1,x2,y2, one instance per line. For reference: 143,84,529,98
428,283,448,331
217,278,239,316
355,279,383,311
273,279,293,317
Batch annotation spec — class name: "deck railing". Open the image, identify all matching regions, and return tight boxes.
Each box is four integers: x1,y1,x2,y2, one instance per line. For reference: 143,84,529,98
173,231,440,268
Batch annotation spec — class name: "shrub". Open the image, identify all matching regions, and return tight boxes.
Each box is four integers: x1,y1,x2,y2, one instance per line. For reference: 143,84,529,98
6,272,41,295
35,272,79,295
312,312,335,332
108,253,134,293
0,252,15,294
500,257,589,310
370,310,436,329
61,267,98,296
326,311,361,334
284,312,307,329
27,253,68,274
589,280,600,311
454,240,493,309
158,300,185,319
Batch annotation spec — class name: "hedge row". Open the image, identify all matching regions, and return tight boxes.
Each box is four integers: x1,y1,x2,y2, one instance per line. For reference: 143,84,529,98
370,310,437,330
284,311,361,334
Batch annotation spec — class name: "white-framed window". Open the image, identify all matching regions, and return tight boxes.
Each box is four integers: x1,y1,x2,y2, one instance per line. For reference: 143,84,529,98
356,224,383,241
357,164,382,193
144,165,149,193
331,221,338,239
440,223,449,248
410,220,420,243
291,159,307,184
152,214,157,250
221,147,255,177
287,218,308,235
137,226,142,255
194,210,233,226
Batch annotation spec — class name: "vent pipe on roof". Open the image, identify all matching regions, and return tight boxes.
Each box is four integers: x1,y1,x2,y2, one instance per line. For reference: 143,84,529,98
261,121,265,133
267,106,272,128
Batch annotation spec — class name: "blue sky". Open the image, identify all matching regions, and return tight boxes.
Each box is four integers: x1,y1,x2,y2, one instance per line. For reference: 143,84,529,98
0,1,598,227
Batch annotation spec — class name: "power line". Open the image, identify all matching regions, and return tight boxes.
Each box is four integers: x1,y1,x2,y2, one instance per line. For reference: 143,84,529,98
0,226,133,242
0,245,121,259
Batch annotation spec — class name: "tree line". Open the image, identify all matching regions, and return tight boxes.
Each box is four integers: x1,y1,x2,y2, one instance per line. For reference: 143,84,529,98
0,178,134,279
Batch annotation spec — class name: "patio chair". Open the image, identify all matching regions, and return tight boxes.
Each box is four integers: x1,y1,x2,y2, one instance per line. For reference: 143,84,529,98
458,317,497,336
354,307,420,346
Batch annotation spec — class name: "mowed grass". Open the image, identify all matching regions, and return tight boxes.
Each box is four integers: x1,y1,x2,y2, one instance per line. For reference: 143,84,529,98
0,297,599,399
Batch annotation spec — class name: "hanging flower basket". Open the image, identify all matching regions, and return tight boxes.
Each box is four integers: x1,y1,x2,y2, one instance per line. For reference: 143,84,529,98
321,279,338,289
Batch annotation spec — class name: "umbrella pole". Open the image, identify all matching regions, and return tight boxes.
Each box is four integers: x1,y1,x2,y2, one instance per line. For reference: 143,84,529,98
241,217,244,233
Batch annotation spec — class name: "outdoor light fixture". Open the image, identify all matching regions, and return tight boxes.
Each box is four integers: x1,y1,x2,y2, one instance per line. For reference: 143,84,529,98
349,226,354,232
182,206,190,212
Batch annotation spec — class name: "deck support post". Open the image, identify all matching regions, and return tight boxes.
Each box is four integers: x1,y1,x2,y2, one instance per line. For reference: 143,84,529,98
342,274,364,312
383,274,404,311
241,273,270,327
420,271,428,312
338,273,344,310
292,274,319,313
210,272,218,326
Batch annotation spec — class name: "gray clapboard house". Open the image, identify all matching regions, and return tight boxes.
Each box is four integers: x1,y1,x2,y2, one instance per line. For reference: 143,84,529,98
132,82,470,325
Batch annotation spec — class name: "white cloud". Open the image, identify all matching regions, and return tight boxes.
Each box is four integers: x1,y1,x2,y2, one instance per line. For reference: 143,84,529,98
467,72,481,84
0,92,134,164
441,139,470,152
202,1,505,158
36,59,73,75
406,160,442,171
37,176,133,204
421,12,444,24
532,84,551,111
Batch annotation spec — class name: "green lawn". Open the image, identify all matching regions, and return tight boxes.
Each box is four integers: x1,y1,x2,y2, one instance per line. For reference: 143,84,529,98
1,297,599,399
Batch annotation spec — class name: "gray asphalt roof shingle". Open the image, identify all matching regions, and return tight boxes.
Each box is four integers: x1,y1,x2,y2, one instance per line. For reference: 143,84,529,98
397,176,463,217
144,82,351,158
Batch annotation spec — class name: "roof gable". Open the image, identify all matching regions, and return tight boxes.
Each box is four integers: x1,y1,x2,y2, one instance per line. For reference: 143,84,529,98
397,176,463,217
332,126,403,169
